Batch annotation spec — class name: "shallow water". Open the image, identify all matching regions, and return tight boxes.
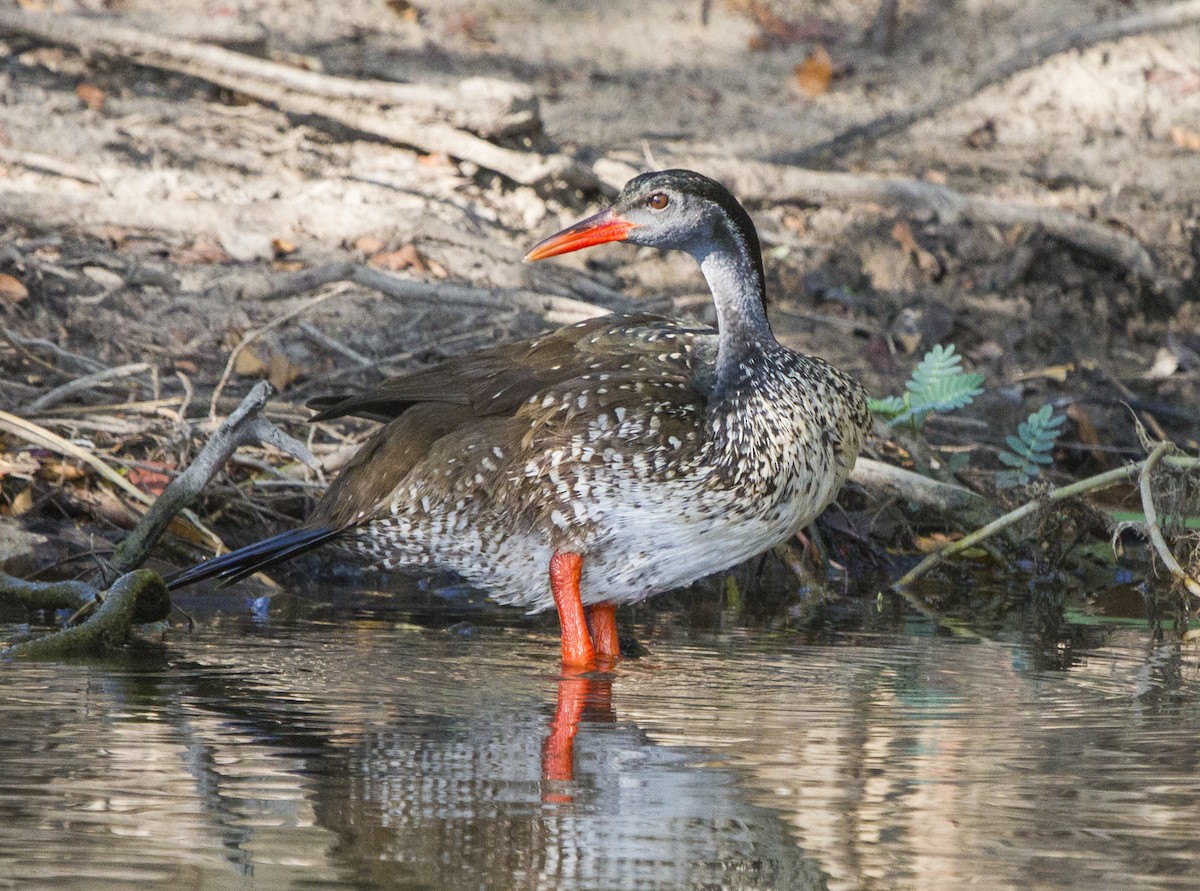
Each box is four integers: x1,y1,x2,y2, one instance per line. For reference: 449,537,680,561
1,584,1198,891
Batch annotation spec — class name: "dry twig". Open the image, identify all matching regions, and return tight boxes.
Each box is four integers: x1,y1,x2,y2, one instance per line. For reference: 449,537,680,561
1138,441,1200,598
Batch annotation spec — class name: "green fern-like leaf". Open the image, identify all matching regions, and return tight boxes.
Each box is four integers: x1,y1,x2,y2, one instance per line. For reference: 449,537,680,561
995,404,1067,488
867,395,906,418
890,344,984,428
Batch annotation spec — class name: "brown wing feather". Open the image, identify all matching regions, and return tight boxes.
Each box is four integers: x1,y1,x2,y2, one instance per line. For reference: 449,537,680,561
307,313,705,422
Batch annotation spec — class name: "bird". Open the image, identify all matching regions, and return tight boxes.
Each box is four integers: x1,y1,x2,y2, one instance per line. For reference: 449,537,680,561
166,169,871,669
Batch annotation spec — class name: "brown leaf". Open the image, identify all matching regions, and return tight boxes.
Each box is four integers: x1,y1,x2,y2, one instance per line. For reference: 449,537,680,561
10,488,32,516
914,531,963,553
271,237,298,257
0,273,28,304
173,237,232,265
354,235,386,254
370,243,429,273
890,220,940,273
128,462,173,497
794,46,832,97
75,82,106,111
268,352,302,391
38,459,87,482
233,347,268,377
1169,126,1200,151
385,0,421,22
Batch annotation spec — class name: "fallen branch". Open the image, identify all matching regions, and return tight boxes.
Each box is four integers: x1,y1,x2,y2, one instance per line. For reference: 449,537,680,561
772,0,1200,164
204,262,629,316
850,457,998,529
894,454,1200,590
646,157,1162,284
0,9,603,192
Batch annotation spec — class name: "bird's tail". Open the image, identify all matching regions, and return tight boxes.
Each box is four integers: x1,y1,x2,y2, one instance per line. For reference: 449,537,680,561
165,527,343,591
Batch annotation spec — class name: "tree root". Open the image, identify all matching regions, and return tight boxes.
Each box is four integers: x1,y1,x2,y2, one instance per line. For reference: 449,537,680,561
1,570,169,659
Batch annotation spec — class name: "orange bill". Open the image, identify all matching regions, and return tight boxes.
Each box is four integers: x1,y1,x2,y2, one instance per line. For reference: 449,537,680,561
524,210,636,261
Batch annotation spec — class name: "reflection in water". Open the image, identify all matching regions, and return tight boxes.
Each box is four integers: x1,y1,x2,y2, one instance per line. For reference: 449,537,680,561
0,593,1198,890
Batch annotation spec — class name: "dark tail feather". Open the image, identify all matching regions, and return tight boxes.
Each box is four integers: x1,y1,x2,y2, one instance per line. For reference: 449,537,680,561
165,527,343,591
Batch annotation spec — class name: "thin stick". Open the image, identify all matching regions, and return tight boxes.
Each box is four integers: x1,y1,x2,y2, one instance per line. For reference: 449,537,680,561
1138,442,1200,598
20,362,151,414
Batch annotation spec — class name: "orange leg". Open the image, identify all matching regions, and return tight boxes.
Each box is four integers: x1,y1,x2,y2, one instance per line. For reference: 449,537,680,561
585,601,620,660
549,551,595,669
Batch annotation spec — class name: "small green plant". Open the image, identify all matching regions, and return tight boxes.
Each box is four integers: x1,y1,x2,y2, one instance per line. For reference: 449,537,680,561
995,404,1067,489
868,344,984,430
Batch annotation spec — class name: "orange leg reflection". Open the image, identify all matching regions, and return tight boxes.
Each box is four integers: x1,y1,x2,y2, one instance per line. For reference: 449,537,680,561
541,671,615,798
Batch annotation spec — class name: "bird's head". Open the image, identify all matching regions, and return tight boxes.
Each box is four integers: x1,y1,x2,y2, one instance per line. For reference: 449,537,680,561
525,169,757,263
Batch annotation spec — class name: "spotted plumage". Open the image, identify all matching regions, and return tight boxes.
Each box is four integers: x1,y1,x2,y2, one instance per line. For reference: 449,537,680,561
168,170,871,625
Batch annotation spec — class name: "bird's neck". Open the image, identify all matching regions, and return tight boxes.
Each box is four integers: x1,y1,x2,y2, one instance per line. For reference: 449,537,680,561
696,237,776,395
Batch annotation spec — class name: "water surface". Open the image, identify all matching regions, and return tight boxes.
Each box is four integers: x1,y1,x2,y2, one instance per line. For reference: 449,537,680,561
0,584,1197,890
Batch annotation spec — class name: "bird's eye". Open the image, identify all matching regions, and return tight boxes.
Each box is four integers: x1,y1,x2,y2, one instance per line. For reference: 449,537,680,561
647,192,669,211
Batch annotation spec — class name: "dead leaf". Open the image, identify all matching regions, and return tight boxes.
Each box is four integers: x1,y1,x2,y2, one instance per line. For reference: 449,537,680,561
963,119,997,150
272,259,306,272
1012,363,1074,384
370,243,429,273
418,152,453,168
10,488,33,516
75,82,106,111
0,273,28,304
82,266,124,291
794,46,832,97
0,453,38,481
1169,126,1200,151
268,352,302,391
354,235,386,254
233,347,268,377
271,237,298,257
385,0,421,22
38,460,87,482
890,220,939,273
173,237,232,265
127,462,173,497
914,531,963,553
